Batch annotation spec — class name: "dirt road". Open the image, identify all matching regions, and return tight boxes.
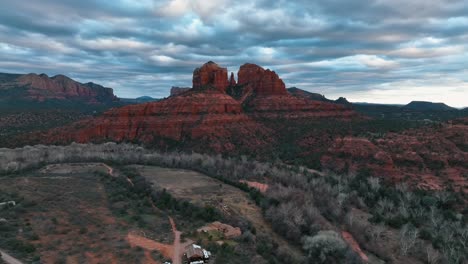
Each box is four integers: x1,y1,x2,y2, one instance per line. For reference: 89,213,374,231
169,217,182,264
0,250,24,264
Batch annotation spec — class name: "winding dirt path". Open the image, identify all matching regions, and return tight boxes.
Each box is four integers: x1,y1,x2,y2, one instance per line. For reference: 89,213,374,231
0,250,24,264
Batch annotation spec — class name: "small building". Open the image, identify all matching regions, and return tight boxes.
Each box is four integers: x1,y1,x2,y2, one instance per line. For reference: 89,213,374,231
0,201,15,209
184,244,211,264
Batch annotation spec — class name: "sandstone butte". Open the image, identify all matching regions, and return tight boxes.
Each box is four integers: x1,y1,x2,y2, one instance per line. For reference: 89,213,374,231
234,63,356,118
34,61,358,152
13,73,118,103
192,61,229,92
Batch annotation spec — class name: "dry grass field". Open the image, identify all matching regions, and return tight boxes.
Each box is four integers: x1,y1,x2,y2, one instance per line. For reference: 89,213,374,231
131,165,302,258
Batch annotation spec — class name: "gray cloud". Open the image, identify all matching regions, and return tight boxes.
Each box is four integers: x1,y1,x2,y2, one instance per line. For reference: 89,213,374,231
0,0,467,106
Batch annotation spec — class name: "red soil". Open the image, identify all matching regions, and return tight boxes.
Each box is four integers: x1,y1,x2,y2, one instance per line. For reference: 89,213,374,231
240,180,269,193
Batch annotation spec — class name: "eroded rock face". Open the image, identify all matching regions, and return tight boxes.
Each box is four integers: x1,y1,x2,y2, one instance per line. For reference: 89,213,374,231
238,63,287,96
15,73,117,103
192,61,229,92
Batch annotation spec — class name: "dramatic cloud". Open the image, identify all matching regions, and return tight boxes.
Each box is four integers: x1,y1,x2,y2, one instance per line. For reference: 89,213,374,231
0,0,467,106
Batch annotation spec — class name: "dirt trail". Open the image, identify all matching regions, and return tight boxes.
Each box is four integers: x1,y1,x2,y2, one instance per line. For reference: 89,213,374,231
126,217,185,264
101,163,114,176
0,250,24,264
342,231,369,262
127,233,173,259
103,163,135,186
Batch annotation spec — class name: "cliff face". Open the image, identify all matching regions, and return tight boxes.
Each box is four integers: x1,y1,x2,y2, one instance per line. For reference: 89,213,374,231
42,89,272,153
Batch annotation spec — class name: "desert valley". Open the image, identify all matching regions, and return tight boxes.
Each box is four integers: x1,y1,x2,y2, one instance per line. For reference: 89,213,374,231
0,61,467,264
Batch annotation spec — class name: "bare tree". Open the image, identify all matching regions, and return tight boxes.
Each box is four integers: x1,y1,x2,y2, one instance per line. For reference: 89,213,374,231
399,224,419,256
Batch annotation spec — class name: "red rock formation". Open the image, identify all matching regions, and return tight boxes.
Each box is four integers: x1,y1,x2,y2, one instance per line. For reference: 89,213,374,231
170,87,191,96
192,61,229,92
237,63,287,96
22,61,360,153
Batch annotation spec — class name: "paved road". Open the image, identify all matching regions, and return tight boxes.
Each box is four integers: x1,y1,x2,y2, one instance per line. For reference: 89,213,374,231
0,250,24,264
169,217,182,264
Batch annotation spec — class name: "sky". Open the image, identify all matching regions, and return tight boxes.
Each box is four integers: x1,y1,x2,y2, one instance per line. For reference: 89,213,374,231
0,0,467,107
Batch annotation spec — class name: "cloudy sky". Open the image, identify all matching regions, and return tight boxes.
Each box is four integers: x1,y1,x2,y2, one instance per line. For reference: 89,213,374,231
0,0,467,107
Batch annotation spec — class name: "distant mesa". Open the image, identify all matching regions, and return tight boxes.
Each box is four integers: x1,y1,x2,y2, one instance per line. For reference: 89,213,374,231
120,96,159,104
0,72,118,104
287,87,331,102
403,101,456,111
288,88,352,106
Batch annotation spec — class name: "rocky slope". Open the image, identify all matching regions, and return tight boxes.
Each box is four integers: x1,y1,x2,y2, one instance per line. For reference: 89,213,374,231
321,118,468,191
0,72,118,103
